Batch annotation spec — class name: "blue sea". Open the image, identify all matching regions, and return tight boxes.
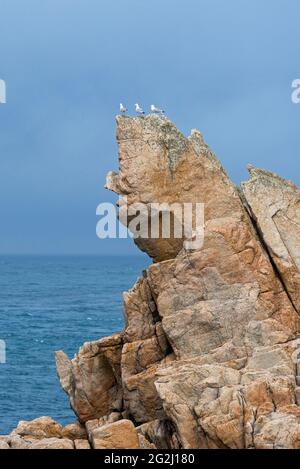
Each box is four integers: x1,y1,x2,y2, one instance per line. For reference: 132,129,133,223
0,255,148,435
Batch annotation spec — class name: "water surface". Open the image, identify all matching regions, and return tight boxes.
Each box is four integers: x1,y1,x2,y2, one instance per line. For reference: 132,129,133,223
0,255,147,434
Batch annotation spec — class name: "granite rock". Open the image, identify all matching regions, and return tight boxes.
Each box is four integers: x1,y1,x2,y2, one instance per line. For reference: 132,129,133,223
10,115,300,450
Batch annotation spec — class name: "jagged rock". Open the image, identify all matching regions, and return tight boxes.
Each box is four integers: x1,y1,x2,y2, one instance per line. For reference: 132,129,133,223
106,116,190,261
253,412,300,449
9,435,34,449
12,416,62,439
6,417,77,450
107,116,243,263
242,165,300,313
51,115,300,449
136,419,176,449
108,116,300,448
90,420,139,449
62,422,87,440
121,325,171,423
155,363,241,449
0,441,10,449
123,277,158,343
85,419,100,439
74,439,91,449
122,363,165,424
56,334,123,422
138,434,156,449
85,412,122,439
8,433,75,449
29,438,74,450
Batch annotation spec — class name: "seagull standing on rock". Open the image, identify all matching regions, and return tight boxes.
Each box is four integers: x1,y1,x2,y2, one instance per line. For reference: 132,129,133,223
151,104,165,115
135,103,145,115
120,103,127,115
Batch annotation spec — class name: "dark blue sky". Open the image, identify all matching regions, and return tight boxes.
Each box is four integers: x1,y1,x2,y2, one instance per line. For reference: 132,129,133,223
0,0,299,255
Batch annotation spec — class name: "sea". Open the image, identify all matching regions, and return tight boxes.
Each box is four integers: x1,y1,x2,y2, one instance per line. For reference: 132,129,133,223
0,255,148,435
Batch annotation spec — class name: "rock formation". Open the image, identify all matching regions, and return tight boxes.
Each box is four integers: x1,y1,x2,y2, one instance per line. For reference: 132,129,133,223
4,115,300,449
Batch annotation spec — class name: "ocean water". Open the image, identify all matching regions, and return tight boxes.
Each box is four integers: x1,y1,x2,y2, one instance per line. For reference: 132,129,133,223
0,255,148,435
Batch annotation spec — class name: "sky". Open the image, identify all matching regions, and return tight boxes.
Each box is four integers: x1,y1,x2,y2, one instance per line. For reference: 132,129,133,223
0,0,299,255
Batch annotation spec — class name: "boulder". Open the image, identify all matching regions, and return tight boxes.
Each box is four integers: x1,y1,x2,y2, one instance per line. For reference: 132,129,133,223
56,334,123,422
90,419,139,449
12,416,62,439
62,422,87,440
74,439,91,449
29,438,74,450
0,441,10,449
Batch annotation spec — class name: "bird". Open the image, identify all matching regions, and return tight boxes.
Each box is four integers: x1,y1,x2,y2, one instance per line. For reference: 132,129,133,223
120,103,127,115
151,104,165,114
135,103,145,115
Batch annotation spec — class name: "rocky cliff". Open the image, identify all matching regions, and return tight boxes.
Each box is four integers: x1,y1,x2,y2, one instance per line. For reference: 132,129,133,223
4,115,300,449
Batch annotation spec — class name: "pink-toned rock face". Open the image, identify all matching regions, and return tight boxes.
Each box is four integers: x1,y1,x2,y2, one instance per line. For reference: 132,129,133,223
12,416,63,439
0,441,10,450
28,438,74,450
55,334,123,422
106,116,247,262
61,422,87,440
242,165,300,314
74,439,91,450
51,116,300,449
90,420,139,449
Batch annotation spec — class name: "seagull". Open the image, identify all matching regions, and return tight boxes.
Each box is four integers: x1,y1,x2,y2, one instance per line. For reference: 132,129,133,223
135,103,145,115
151,104,165,114
120,103,127,115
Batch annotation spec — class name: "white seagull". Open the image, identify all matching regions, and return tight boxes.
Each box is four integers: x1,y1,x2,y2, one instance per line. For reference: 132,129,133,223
151,104,165,114
135,103,145,115
120,103,127,115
